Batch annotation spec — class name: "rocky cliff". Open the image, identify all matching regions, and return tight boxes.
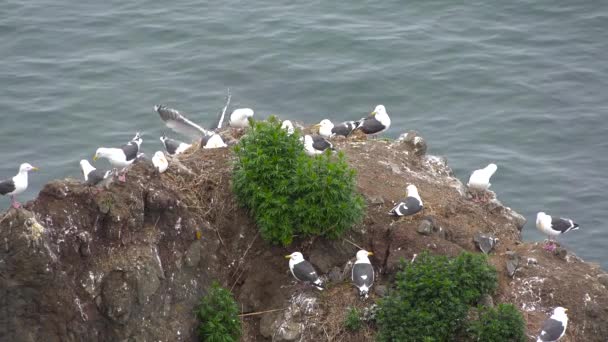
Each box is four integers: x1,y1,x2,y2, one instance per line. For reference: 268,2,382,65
1,131,607,342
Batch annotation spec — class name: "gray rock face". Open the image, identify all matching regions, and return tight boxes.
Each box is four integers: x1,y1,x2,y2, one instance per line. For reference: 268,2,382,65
598,274,608,289
417,219,433,235
505,251,520,278
474,233,498,254
479,294,494,308
395,130,427,156
100,270,137,324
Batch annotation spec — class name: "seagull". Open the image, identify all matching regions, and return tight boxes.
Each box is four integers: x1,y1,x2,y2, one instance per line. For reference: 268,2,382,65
281,120,295,136
152,151,169,174
229,108,254,129
80,159,111,186
467,163,498,202
354,105,391,137
352,250,375,299
0,163,39,209
537,307,568,342
389,184,424,217
154,105,212,141
201,133,227,149
160,133,191,156
94,132,142,182
303,134,334,156
314,119,359,139
285,252,323,290
536,212,579,251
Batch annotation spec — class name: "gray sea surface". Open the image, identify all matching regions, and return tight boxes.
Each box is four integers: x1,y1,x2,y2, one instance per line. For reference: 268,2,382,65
1,0,606,267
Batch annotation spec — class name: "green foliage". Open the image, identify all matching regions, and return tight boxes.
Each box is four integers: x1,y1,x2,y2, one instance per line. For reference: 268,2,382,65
232,116,365,245
376,252,498,342
344,307,362,332
468,304,526,342
196,281,241,342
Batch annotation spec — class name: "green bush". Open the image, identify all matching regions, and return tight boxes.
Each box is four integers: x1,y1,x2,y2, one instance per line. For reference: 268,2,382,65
376,252,498,342
344,307,362,332
468,304,526,342
232,117,365,245
196,281,241,342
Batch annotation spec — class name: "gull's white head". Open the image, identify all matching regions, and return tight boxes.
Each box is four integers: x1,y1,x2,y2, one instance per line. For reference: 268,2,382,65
356,250,373,261
281,120,295,135
153,151,167,161
19,163,38,173
131,132,143,146
372,105,387,117
406,184,419,196
285,251,304,263
316,119,334,138
485,163,498,175
160,133,168,143
552,307,568,316
319,119,333,128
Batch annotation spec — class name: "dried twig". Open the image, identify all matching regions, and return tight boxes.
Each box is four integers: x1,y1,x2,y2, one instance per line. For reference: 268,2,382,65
238,308,285,317
343,238,364,251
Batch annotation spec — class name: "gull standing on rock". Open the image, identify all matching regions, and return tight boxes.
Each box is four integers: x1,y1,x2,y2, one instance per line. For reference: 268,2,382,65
94,132,142,182
285,252,324,290
303,135,334,156
229,108,254,129
355,105,391,137
352,250,375,299
80,159,112,186
160,133,191,156
314,119,359,139
389,184,424,217
536,307,568,342
0,163,39,208
467,163,498,202
152,151,169,174
536,212,579,251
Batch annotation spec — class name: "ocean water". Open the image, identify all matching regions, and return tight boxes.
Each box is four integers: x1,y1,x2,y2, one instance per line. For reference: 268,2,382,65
1,0,606,268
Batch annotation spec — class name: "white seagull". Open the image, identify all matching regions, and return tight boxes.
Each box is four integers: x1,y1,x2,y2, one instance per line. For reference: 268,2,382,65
467,163,498,202
314,119,359,139
285,252,323,290
152,151,169,174
94,132,142,182
303,134,334,156
281,120,295,136
389,184,424,217
80,159,111,186
0,163,39,208
352,250,375,299
229,108,254,129
355,105,391,137
160,133,191,156
536,212,579,251
201,133,227,149
537,307,568,342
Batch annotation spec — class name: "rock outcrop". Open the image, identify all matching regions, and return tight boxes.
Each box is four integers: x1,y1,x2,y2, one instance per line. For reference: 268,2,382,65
0,135,607,342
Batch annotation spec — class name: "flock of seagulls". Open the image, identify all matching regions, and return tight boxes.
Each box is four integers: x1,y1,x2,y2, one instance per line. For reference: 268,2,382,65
0,101,578,339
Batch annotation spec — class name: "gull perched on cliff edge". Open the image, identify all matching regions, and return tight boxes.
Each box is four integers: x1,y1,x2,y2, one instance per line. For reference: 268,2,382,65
314,119,359,139
467,163,497,202
536,307,568,342
389,184,424,217
152,151,169,174
303,135,334,156
286,252,324,290
94,132,142,182
0,163,39,208
229,108,254,129
352,250,375,299
160,133,191,156
536,212,579,251
354,104,391,137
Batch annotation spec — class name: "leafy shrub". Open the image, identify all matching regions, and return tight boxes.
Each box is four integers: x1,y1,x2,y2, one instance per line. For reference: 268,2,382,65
196,281,241,342
344,307,362,332
468,304,526,342
376,252,498,342
232,117,365,245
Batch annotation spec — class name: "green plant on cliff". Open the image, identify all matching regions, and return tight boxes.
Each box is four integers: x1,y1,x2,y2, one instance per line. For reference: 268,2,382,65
196,281,241,342
344,307,362,332
232,116,364,245
376,251,498,342
467,304,526,342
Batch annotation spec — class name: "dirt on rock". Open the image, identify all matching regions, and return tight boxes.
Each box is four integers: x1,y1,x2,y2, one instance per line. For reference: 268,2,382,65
0,131,607,342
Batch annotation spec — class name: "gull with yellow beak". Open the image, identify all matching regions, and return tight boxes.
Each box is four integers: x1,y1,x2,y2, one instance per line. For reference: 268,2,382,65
0,163,39,208
352,250,375,298
285,252,323,290
313,119,359,139
93,132,142,182
354,104,391,138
